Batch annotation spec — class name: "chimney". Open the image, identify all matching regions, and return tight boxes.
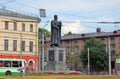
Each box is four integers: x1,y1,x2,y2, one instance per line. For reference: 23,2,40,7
96,27,101,33
113,31,117,34
81,34,85,36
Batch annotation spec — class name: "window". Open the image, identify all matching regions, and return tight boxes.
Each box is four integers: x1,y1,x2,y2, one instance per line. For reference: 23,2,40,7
29,41,33,52
0,60,3,67
110,44,115,55
74,40,78,45
74,46,79,53
4,61,11,67
13,22,17,30
66,47,70,57
22,41,25,51
4,39,9,51
66,47,70,53
22,23,25,31
12,61,22,67
5,21,9,30
29,61,33,69
66,41,70,47
30,24,33,32
13,40,17,51
110,37,115,43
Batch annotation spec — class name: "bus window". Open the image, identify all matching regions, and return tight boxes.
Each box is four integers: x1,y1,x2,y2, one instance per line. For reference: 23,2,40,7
19,61,22,67
12,61,19,67
4,61,11,67
0,60,3,67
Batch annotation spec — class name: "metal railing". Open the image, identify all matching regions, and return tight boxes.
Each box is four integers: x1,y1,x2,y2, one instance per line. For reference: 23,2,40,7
0,8,39,20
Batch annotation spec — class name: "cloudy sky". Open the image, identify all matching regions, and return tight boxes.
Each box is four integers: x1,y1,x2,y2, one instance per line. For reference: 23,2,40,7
1,0,120,34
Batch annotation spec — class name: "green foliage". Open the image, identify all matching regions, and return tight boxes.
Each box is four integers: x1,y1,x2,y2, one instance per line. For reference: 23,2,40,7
38,28,51,39
69,54,80,64
66,31,73,35
68,54,80,70
80,38,108,71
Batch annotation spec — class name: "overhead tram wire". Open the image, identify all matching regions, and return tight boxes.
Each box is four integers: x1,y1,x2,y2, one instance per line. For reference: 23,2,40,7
2,1,120,26
10,1,120,24
13,1,38,10
0,0,16,5
12,1,94,19
97,21,120,24
40,20,120,24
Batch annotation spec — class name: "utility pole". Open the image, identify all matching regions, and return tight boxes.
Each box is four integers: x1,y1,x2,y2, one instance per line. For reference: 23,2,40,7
87,47,90,75
39,9,46,71
41,27,45,71
41,21,49,71
20,31,22,60
108,36,111,75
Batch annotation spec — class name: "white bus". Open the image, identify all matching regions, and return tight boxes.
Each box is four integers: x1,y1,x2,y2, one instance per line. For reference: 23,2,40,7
0,58,25,76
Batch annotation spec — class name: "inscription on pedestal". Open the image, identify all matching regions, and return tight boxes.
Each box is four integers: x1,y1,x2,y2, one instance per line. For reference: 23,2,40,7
48,50,54,61
59,50,63,61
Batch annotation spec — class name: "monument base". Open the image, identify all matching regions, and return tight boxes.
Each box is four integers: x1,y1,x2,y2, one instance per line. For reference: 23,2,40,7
45,47,66,71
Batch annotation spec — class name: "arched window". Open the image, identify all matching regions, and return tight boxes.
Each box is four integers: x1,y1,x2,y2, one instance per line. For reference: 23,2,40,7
29,61,33,68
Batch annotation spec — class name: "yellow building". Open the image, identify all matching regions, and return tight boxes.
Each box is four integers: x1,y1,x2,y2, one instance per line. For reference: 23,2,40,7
0,9,40,72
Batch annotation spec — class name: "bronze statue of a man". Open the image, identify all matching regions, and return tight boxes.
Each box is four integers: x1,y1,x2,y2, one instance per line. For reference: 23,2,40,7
51,15,62,47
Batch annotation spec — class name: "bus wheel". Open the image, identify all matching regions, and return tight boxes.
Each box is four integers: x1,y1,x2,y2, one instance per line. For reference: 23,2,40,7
5,70,12,76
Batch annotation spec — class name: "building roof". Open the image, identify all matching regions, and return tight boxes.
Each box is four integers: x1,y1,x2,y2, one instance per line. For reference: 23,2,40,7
62,30,120,40
0,8,40,22
42,29,120,42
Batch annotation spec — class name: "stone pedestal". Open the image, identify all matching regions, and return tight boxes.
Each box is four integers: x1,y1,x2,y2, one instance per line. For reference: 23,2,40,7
45,47,66,71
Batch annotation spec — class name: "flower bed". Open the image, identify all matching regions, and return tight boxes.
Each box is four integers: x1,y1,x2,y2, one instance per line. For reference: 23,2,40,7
30,71,81,75
58,72,65,74
47,72,54,74
70,71,81,75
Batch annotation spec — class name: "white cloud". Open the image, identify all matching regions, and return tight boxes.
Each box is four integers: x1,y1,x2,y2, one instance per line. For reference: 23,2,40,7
33,0,120,12
62,20,85,34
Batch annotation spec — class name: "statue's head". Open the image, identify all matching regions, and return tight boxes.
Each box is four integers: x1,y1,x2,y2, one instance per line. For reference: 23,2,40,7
54,15,58,20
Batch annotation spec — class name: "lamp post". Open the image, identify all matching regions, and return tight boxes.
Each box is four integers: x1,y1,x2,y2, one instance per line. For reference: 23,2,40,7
41,21,49,71
108,36,111,75
39,9,46,71
20,31,22,60
41,26,44,71
87,47,90,75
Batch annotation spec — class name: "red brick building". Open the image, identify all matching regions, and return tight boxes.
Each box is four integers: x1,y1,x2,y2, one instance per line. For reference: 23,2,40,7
40,28,120,74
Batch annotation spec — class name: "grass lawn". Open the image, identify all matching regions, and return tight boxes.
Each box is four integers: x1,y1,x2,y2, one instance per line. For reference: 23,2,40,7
0,76,120,79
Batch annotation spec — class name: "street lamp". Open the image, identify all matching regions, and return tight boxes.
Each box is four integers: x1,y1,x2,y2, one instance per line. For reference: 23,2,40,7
87,47,90,75
39,9,46,71
108,36,111,75
41,21,49,71
20,31,22,60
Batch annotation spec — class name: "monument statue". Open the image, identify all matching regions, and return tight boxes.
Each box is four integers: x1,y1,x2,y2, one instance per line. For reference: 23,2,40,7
45,15,66,71
51,15,62,47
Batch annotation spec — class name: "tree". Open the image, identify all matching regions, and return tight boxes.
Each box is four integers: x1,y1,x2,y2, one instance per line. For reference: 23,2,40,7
38,27,51,39
66,31,73,35
68,54,80,70
80,38,108,71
